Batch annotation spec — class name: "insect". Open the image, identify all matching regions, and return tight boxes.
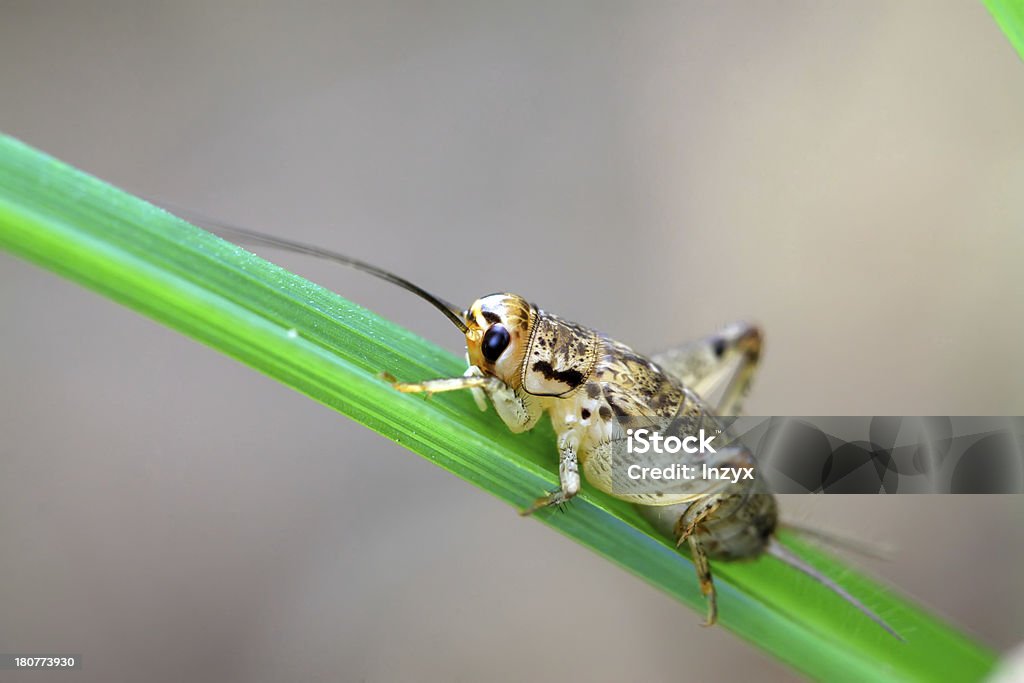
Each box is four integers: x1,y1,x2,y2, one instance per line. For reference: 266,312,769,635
185,214,901,640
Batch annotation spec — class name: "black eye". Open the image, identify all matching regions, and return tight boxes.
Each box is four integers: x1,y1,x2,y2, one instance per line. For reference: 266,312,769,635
482,324,511,362
711,337,727,358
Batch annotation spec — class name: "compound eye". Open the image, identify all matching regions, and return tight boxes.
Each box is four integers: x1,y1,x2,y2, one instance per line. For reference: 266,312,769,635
711,337,727,358
481,324,511,362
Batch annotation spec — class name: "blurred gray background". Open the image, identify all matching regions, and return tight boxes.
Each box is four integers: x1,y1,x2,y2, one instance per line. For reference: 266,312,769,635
1,1,1023,681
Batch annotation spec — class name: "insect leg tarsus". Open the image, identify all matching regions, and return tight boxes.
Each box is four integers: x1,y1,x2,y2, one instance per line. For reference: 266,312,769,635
687,535,718,627
392,375,499,396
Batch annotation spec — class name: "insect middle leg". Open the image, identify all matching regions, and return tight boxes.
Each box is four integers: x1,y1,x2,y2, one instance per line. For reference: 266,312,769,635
519,427,580,516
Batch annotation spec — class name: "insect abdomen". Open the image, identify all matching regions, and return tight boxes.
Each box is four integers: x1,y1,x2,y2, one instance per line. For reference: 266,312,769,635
637,479,778,560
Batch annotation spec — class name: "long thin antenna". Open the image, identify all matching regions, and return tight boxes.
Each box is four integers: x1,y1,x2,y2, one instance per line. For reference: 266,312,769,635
767,539,903,641
159,202,469,333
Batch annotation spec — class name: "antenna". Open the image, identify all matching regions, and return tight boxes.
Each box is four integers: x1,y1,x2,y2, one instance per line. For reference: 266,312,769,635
159,202,469,333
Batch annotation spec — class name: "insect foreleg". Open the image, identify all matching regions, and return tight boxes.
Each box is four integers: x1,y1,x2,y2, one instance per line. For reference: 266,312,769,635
392,374,498,395
393,367,541,433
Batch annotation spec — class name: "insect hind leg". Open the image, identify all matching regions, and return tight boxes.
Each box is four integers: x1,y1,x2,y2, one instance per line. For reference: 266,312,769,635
650,322,762,416
673,493,728,626
687,535,718,627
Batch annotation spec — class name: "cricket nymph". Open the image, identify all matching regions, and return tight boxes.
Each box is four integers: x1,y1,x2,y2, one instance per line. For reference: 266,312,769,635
203,223,901,640
395,292,899,639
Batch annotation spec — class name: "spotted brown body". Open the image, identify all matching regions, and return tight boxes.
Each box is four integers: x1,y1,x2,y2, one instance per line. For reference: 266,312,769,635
395,294,774,626
198,219,901,639
395,293,898,638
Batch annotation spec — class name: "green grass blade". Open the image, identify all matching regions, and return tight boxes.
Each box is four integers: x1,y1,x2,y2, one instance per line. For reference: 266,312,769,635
984,0,1024,61
0,133,997,682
